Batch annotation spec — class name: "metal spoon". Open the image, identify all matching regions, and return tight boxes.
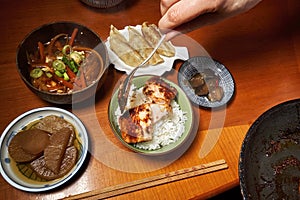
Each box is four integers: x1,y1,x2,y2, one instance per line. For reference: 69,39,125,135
118,34,166,113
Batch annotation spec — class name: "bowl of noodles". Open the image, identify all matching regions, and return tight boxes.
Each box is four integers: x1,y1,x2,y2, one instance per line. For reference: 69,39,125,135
16,21,109,104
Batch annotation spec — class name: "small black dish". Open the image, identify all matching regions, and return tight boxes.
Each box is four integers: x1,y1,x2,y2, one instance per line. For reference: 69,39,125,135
177,56,235,108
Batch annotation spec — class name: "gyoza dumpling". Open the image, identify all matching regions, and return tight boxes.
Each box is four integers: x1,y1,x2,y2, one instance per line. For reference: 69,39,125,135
109,25,144,67
141,22,175,57
128,26,164,65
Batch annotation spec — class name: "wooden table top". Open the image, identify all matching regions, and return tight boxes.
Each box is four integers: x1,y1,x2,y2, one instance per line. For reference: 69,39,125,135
0,0,299,199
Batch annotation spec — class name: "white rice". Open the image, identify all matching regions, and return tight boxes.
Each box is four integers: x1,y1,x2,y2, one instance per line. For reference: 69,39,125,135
115,84,187,150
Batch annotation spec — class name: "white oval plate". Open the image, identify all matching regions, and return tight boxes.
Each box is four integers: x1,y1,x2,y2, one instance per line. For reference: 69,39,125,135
105,25,189,76
0,107,88,192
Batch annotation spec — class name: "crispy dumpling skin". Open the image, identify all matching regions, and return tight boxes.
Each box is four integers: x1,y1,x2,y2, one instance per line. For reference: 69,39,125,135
127,26,164,66
109,25,144,67
141,22,175,57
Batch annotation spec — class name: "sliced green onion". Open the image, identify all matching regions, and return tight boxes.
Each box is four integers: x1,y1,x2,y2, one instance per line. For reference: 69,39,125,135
62,56,75,72
70,52,83,64
30,68,43,79
41,66,51,72
62,45,72,55
45,72,53,78
70,60,78,73
55,70,63,77
62,56,71,67
63,72,70,81
52,60,66,71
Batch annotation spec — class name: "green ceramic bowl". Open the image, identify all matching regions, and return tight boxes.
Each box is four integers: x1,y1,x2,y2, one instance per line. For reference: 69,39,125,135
108,75,194,155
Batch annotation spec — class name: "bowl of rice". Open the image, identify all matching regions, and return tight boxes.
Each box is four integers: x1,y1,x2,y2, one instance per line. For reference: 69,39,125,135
108,75,194,155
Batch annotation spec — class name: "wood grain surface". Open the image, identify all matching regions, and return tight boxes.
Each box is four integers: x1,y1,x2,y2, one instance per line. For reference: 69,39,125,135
0,0,299,199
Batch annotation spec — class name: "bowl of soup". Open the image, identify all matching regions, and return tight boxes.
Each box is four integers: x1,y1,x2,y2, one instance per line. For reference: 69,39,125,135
16,21,109,104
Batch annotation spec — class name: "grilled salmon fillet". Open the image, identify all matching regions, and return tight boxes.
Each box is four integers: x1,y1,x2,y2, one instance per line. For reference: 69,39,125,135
143,76,177,104
119,103,172,143
119,77,177,144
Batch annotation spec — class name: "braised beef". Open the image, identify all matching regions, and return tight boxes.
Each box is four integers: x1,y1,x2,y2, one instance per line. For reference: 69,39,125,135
194,84,209,96
188,69,224,102
189,73,205,88
208,86,224,102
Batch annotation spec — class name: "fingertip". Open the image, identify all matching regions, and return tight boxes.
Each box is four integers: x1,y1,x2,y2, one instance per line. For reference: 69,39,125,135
165,30,181,41
158,19,181,41
158,17,166,30
166,30,181,41
158,17,174,34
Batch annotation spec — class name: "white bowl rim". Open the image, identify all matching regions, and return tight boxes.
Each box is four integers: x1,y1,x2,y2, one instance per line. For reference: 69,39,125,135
0,107,88,192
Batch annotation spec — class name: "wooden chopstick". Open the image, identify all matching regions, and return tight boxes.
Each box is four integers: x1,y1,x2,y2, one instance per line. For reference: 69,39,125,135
63,159,228,200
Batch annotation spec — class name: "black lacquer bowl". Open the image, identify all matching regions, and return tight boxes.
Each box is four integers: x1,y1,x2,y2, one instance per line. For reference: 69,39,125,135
16,21,109,104
239,99,300,199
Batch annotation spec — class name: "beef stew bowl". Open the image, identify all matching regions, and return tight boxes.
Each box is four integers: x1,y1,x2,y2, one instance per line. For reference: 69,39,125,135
16,21,109,104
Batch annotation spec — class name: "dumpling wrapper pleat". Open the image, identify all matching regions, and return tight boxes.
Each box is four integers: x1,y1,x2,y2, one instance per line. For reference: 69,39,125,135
141,22,175,57
109,25,144,67
128,26,164,66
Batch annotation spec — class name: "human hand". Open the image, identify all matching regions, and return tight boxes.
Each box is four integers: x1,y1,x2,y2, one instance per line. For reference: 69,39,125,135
158,0,262,40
